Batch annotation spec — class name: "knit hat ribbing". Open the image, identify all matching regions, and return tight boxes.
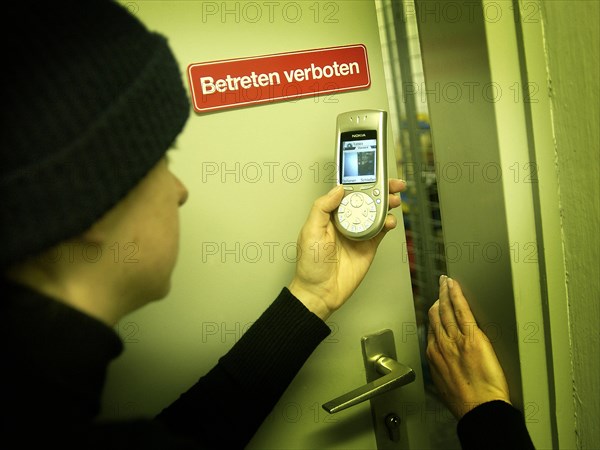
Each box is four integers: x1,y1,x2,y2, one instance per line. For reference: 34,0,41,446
1,2,190,268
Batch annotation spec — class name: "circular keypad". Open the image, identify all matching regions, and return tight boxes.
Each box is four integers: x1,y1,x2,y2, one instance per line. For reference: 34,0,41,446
337,192,378,233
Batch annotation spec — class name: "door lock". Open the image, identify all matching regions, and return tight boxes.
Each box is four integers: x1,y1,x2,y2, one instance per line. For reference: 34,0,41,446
321,329,415,449
384,413,401,442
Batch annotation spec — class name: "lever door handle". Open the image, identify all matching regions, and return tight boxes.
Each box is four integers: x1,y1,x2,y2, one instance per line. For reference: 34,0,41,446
322,354,415,414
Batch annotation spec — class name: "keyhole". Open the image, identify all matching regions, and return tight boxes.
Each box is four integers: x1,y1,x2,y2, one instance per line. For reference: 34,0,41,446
384,413,401,442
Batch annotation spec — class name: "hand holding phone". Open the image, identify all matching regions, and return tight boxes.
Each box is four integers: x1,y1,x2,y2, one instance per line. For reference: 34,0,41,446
333,109,388,240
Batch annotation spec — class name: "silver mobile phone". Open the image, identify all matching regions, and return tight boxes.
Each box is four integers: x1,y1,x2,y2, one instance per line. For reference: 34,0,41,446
333,109,388,240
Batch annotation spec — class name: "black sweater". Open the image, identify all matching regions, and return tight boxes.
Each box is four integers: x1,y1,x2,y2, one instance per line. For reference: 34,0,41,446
2,279,535,449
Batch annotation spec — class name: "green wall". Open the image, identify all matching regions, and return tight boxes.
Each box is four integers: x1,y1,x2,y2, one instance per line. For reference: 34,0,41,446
541,1,600,448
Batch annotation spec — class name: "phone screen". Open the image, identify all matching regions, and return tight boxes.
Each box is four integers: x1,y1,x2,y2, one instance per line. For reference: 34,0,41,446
340,130,377,184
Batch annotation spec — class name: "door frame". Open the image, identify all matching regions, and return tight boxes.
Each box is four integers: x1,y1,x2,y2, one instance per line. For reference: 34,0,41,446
413,0,575,448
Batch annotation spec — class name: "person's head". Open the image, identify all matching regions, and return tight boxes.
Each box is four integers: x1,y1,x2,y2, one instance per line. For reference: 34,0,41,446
2,2,190,324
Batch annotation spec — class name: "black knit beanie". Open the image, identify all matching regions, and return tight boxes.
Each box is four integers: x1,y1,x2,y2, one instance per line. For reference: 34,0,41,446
1,2,190,268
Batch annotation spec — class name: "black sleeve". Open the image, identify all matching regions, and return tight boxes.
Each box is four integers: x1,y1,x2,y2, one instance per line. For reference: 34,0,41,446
457,400,536,450
154,287,331,449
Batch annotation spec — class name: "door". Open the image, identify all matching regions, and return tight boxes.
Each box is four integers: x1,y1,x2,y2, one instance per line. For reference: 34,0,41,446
408,0,558,448
101,1,430,449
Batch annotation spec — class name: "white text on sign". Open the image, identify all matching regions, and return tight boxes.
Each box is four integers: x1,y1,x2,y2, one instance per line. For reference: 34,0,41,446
200,61,361,95
187,45,371,112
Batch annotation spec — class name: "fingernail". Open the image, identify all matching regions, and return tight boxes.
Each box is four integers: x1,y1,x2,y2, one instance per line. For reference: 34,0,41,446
447,277,454,289
439,274,447,286
388,214,397,228
328,185,343,196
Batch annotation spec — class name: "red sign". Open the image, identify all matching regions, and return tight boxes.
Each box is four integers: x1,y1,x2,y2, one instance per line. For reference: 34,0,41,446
187,44,371,113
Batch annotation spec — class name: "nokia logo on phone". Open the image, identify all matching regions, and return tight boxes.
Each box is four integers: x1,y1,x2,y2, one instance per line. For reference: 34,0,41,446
352,133,366,138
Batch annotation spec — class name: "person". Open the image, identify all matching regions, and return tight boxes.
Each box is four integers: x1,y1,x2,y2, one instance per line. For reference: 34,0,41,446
1,2,405,448
426,275,536,450
2,2,537,449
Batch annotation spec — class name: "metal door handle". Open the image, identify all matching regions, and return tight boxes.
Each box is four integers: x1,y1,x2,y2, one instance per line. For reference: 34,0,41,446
322,354,415,414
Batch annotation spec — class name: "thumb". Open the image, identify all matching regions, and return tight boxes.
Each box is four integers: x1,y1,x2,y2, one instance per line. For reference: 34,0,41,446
306,185,344,230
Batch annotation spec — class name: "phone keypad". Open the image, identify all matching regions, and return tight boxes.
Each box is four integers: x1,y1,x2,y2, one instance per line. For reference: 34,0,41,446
337,192,378,233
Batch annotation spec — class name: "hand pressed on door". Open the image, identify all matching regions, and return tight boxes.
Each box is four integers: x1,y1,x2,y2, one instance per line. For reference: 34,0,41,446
426,275,511,419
